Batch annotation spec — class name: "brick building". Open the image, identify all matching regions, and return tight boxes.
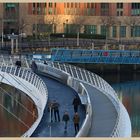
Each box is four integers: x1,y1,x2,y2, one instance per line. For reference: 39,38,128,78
0,3,140,39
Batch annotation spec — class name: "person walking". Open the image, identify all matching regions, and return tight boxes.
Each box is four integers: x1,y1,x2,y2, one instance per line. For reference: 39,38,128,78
48,101,54,122
31,60,37,73
53,100,60,122
73,112,80,135
62,111,70,133
72,97,80,113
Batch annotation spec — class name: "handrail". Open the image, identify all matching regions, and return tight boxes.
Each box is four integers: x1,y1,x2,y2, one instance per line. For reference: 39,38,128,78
0,64,48,137
36,62,92,137
49,62,130,137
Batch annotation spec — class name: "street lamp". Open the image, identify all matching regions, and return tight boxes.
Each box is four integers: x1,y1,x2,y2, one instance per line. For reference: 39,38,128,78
62,34,65,46
0,18,4,49
66,19,68,34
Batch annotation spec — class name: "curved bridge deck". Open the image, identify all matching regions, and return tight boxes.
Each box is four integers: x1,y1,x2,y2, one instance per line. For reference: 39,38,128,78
32,75,86,137
32,73,117,137
83,84,117,136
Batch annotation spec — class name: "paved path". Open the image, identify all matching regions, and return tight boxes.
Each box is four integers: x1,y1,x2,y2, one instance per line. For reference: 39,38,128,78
32,75,85,137
83,83,117,137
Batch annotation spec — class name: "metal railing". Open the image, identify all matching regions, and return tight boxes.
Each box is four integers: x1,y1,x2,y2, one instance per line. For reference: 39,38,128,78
36,62,92,137
50,49,140,64
0,55,29,68
47,62,128,137
0,64,48,137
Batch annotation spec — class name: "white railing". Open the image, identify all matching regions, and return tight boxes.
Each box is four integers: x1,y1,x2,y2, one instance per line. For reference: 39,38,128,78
0,65,48,137
0,55,29,68
36,62,92,137
48,62,131,137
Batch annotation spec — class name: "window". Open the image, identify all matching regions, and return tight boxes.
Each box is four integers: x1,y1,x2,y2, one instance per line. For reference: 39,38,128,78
33,3,35,8
37,3,40,7
117,3,123,9
101,3,109,9
131,26,140,37
37,24,53,33
120,26,126,37
37,3,41,14
132,3,140,9
75,3,77,8
67,3,69,8
101,25,109,37
131,3,140,16
71,3,73,8
87,3,90,8
101,3,109,16
117,10,123,16
49,3,52,8
32,3,36,14
48,8,53,15
112,26,117,37
91,3,95,8
65,24,80,33
84,25,97,34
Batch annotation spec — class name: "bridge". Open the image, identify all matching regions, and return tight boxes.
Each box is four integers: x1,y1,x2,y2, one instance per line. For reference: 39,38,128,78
0,54,131,137
50,48,140,64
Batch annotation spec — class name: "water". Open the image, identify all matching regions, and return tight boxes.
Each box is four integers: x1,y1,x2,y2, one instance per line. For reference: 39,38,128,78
99,72,140,137
0,83,37,137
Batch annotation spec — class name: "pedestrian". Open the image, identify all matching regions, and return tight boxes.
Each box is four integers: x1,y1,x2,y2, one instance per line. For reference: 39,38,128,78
62,111,70,133
72,97,80,113
53,100,60,122
31,60,37,73
48,101,54,122
73,112,80,135
15,60,21,68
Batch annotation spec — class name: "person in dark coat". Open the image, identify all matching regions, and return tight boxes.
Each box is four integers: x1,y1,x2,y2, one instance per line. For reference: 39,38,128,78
53,100,60,122
48,101,54,122
62,111,70,133
31,60,37,73
15,60,21,68
72,97,80,113
73,112,80,134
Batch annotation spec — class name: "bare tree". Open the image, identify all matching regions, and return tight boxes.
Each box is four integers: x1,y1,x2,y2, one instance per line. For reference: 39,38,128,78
71,16,86,46
124,16,140,40
18,18,29,36
100,16,116,49
100,16,116,38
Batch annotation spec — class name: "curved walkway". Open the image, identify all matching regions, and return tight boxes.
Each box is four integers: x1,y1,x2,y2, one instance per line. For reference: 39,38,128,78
83,83,117,137
32,75,86,137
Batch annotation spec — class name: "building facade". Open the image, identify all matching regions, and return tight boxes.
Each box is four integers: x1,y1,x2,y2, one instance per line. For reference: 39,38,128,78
0,3,140,40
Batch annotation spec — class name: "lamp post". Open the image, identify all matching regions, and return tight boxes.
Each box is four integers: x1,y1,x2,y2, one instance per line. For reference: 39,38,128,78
66,19,68,34
62,34,65,46
1,19,3,49
0,18,4,49
105,24,108,49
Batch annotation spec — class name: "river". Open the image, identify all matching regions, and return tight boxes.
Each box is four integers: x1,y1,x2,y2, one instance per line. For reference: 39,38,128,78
99,72,140,137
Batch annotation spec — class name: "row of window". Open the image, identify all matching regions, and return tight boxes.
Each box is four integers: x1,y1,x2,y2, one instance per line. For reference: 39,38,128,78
32,24,140,37
30,3,140,16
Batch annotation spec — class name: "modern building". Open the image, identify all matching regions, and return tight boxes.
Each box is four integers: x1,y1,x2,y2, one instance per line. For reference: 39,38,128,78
0,3,140,40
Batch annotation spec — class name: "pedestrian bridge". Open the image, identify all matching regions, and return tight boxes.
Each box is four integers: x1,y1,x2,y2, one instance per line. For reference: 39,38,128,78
0,54,131,137
50,48,140,64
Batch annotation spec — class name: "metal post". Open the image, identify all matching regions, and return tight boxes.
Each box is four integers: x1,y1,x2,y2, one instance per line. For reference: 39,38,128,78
11,39,14,54
49,106,52,137
48,33,50,46
1,19,3,48
77,31,79,47
91,42,94,50
16,38,18,53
